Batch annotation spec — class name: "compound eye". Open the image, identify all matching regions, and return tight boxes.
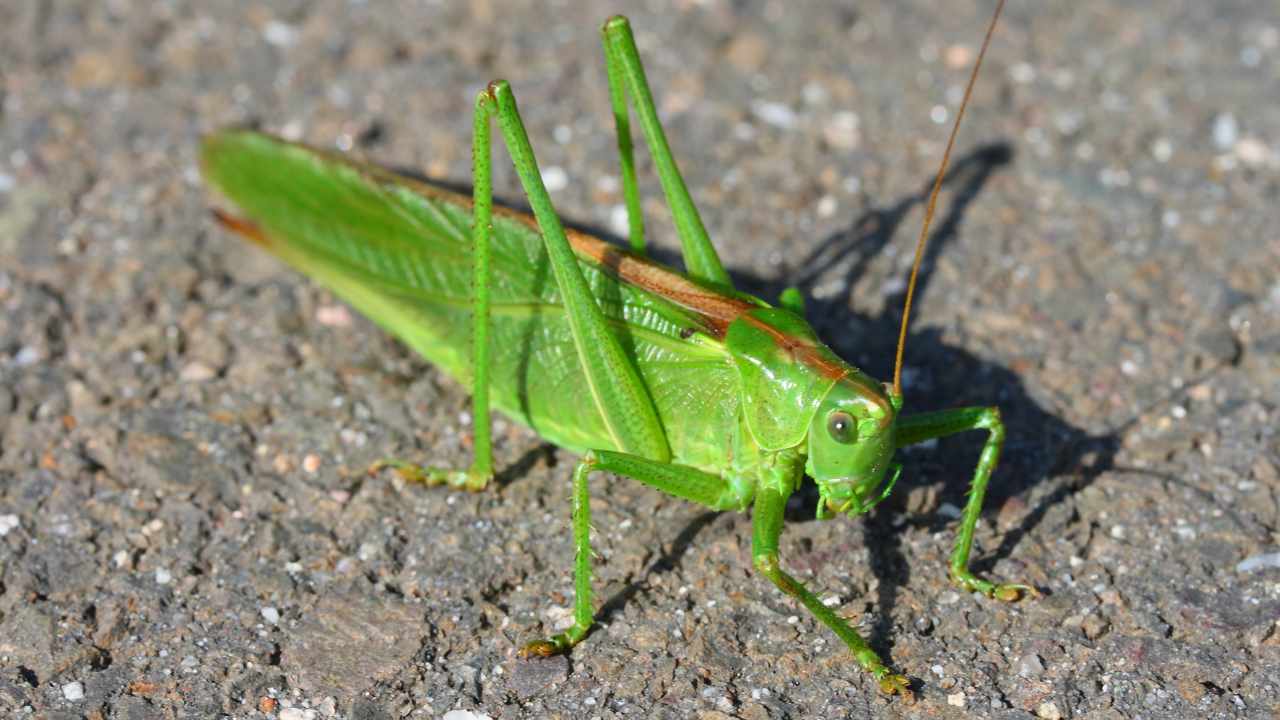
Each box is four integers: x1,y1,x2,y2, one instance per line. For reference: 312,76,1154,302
826,410,857,444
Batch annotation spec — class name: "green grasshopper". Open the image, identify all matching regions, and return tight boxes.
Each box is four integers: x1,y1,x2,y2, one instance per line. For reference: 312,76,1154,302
202,0,1031,699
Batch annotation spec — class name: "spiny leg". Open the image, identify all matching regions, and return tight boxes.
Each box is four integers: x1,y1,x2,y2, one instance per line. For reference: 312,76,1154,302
520,449,744,656
895,406,1037,600
601,16,731,287
370,92,499,493
481,80,670,463
751,486,913,700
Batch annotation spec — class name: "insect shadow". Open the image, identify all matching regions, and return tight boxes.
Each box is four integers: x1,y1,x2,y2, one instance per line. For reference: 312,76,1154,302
393,141,1119,664
735,142,1120,656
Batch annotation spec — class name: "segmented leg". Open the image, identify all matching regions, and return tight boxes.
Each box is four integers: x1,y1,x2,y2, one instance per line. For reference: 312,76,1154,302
751,486,913,700
520,449,743,656
376,80,677,490
600,16,731,287
895,406,1037,600
368,93,499,493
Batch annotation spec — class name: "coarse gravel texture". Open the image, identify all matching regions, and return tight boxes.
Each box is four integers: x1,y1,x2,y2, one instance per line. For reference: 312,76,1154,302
2,1,1278,719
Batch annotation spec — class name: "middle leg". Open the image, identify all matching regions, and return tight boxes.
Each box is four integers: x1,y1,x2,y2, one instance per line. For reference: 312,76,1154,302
520,449,746,656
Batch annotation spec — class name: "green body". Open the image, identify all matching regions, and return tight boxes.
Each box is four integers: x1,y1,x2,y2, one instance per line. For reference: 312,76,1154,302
202,9,1028,701
203,132,741,481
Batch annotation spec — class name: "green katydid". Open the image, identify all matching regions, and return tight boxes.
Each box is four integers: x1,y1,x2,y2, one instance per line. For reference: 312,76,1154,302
201,0,1032,699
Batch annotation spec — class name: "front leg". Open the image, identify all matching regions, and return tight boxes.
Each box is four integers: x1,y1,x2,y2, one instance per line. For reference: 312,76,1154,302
520,450,748,657
751,486,912,700
895,406,1037,600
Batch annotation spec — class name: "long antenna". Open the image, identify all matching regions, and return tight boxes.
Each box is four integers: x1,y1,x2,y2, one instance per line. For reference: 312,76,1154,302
892,0,1006,397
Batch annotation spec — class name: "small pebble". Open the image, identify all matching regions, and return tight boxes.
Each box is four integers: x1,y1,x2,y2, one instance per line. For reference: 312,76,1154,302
752,100,798,129
262,20,299,48
822,111,860,150
0,514,18,536
815,195,838,218
180,361,216,382
1036,701,1064,720
261,606,280,625
316,304,353,327
540,166,568,193
279,708,317,720
1234,137,1271,166
609,204,630,237
155,567,172,585
61,681,85,701
1236,552,1280,573
441,711,493,720
1017,653,1044,677
947,691,966,707
12,346,39,366
1212,112,1239,149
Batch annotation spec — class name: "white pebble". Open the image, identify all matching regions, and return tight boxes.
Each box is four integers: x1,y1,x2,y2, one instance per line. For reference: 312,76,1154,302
1036,701,1064,720
61,681,85,701
1236,552,1280,573
1150,137,1173,162
1212,113,1239,150
155,567,172,585
1234,137,1271,166
540,166,568,193
937,502,963,519
279,709,317,720
1009,62,1037,84
0,514,18,536
180,362,216,382
822,111,860,150
262,20,299,48
815,195,838,219
441,711,493,720
261,606,280,625
12,346,39,367
752,100,798,130
609,204,630,237
947,691,966,707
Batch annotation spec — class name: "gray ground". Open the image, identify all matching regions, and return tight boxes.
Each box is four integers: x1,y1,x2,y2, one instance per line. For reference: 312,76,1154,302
1,1,1278,718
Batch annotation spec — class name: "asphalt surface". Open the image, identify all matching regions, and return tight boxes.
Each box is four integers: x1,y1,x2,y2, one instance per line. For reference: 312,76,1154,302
1,1,1278,718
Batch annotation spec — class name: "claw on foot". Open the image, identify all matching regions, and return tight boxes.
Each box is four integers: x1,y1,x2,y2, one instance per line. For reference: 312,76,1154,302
877,672,914,703
518,639,563,658
993,583,1039,602
950,568,1039,602
368,460,490,492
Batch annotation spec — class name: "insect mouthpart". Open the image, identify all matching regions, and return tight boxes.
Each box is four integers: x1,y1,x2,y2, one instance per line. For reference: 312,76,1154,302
817,462,903,519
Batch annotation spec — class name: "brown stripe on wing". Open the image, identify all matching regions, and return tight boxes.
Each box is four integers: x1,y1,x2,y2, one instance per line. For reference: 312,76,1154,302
741,313,849,382
211,208,271,247
272,137,760,338
565,230,756,338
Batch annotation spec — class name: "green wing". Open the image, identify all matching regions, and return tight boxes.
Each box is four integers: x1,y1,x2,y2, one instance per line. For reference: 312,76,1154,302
200,130,739,472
